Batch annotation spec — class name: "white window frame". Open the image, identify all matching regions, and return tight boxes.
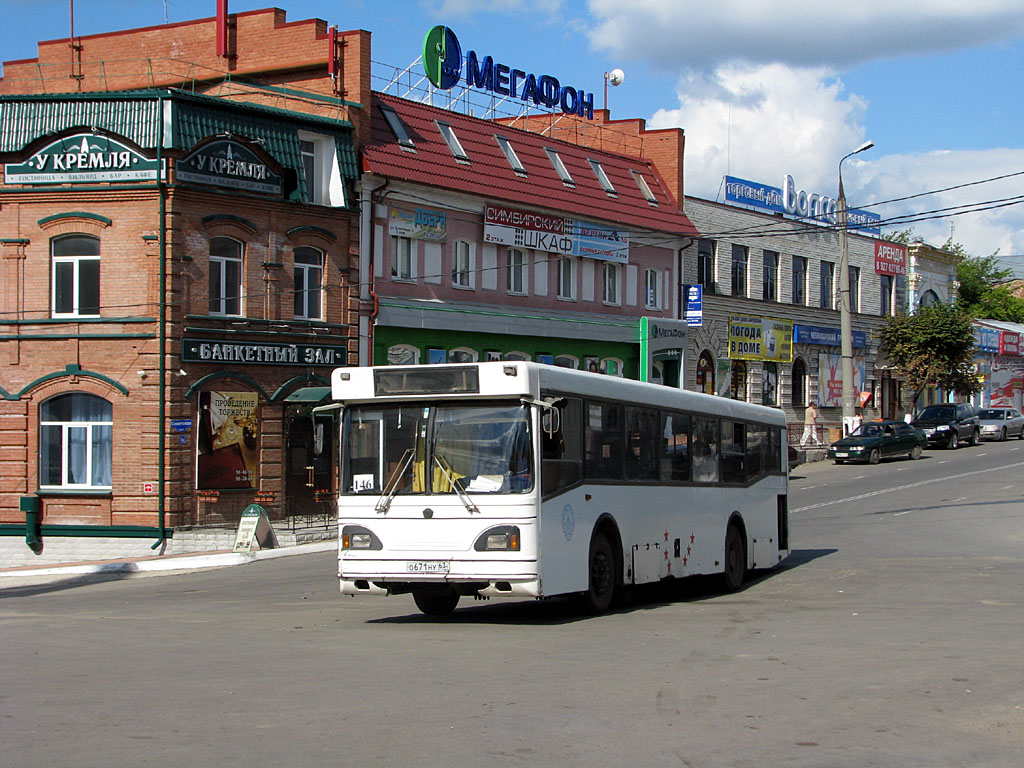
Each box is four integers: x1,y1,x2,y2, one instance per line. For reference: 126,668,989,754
38,393,113,490
556,257,576,300
437,121,469,162
448,347,478,363
603,262,621,305
209,236,243,316
589,159,616,196
51,234,101,318
392,236,415,281
386,344,421,365
293,246,324,321
545,147,575,186
297,130,345,207
645,268,661,309
554,354,579,369
495,135,526,176
506,247,527,294
452,240,474,289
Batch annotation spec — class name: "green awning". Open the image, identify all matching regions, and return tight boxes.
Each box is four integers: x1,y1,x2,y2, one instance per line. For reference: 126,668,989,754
283,386,332,403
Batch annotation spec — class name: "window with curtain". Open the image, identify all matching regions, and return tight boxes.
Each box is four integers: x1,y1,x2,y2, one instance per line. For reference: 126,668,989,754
39,393,113,489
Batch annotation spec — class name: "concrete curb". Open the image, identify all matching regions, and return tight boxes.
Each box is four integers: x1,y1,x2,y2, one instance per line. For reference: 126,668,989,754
0,539,337,589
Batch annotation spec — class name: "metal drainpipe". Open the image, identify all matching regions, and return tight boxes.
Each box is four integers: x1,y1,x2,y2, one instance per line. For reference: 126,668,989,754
152,94,168,550
358,174,389,366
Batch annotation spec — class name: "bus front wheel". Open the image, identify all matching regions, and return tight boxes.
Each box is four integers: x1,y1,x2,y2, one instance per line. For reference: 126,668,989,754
581,532,616,614
413,587,460,616
721,525,746,592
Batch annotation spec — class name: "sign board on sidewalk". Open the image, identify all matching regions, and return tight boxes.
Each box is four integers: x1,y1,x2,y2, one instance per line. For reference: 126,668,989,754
232,504,279,553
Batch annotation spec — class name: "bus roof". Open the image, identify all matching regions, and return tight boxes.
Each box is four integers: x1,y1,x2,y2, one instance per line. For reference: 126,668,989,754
330,362,787,427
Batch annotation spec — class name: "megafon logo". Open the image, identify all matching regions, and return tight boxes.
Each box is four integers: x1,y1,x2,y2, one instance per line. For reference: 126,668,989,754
424,26,463,90
422,25,595,119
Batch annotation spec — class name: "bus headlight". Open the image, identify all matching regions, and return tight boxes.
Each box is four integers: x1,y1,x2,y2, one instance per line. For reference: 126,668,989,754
474,525,520,552
342,525,382,550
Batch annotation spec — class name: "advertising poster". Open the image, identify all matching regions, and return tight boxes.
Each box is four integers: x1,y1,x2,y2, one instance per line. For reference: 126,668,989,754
817,353,866,408
728,315,793,362
197,391,259,490
388,207,447,241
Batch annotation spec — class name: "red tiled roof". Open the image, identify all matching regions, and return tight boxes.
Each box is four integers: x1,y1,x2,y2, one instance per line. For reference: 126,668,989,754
363,93,697,237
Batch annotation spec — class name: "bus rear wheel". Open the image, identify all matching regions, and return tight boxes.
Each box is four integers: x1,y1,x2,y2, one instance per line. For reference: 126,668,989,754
412,587,460,616
721,525,746,592
581,532,616,614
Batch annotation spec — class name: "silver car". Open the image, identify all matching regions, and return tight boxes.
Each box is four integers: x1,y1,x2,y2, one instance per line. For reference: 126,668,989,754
977,407,1024,441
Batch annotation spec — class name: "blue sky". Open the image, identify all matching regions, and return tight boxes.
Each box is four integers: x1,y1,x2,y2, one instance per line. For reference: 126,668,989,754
3,0,1023,275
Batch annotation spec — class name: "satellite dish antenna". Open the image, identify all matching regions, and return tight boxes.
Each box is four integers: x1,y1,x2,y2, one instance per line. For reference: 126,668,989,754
603,68,625,112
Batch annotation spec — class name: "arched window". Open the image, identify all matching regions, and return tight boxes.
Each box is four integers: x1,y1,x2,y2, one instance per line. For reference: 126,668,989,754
792,358,807,407
209,236,243,316
293,246,323,320
919,289,940,308
387,344,420,365
39,393,113,489
51,234,100,318
504,351,530,361
730,360,747,400
448,347,478,363
696,351,715,395
554,355,578,369
602,358,624,377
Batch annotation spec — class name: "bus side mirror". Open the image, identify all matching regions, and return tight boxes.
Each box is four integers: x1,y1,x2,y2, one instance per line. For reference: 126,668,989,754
542,408,561,437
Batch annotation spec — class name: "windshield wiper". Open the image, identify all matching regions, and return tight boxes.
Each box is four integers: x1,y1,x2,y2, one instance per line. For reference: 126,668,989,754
375,448,414,514
432,454,479,515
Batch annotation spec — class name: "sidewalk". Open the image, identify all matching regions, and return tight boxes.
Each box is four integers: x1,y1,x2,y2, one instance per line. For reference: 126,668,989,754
0,539,337,590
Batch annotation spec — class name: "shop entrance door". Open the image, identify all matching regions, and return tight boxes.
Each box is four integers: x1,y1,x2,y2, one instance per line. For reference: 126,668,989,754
285,405,335,518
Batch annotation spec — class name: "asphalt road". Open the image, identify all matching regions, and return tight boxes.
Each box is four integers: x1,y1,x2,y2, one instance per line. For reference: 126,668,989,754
2,440,1023,768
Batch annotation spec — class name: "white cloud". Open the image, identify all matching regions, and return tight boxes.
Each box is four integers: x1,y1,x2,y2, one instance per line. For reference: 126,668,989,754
593,1,1024,262
585,0,1024,71
651,63,869,203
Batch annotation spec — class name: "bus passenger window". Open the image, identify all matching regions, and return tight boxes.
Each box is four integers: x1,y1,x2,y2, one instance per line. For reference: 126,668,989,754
625,406,659,480
661,412,690,482
746,424,767,481
692,416,719,483
584,401,624,480
721,419,746,484
542,398,582,496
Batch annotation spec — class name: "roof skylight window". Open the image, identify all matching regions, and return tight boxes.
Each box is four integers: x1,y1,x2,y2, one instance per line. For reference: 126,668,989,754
380,103,415,151
436,121,469,163
589,159,617,196
630,169,658,206
495,135,527,176
544,147,574,187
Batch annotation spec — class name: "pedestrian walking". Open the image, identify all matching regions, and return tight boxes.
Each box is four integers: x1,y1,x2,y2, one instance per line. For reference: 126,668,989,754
801,402,821,446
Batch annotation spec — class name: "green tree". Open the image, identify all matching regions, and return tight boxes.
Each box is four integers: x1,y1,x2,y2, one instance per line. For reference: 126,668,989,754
956,253,1024,322
877,302,980,409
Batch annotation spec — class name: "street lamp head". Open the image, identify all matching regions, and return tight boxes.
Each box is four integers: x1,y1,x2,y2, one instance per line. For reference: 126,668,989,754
854,140,874,154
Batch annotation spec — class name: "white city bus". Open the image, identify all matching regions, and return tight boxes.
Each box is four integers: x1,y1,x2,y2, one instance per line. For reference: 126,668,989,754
332,362,790,615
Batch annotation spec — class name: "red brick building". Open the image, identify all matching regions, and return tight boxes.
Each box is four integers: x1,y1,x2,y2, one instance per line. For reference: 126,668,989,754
1,9,371,563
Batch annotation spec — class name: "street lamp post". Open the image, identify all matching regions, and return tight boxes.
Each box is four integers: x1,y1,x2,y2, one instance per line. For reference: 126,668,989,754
838,140,874,433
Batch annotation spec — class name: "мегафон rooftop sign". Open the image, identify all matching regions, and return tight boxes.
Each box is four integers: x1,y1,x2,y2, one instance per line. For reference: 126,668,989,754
423,26,596,119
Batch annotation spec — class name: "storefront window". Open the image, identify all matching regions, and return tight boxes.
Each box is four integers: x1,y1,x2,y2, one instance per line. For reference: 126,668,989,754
762,362,778,405
696,351,715,395
197,391,259,490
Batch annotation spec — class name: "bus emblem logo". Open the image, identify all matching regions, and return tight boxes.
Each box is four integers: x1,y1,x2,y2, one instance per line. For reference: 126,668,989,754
561,504,575,541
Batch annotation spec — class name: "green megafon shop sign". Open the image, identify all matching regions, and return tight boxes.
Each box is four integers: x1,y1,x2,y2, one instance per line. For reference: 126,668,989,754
5,133,163,184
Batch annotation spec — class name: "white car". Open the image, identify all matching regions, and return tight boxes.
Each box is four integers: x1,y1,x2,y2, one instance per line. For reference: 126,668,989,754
977,407,1024,441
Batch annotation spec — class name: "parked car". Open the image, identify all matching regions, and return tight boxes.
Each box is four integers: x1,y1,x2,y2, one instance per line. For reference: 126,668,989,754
827,420,927,464
911,403,980,449
977,407,1024,441
788,444,802,471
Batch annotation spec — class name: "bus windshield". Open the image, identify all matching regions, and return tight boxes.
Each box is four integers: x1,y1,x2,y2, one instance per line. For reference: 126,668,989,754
343,401,532,496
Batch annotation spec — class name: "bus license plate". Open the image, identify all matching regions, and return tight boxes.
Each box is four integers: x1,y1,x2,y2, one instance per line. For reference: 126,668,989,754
406,561,449,574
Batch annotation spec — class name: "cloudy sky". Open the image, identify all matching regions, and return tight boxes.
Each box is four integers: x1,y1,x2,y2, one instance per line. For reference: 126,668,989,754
3,0,1023,273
